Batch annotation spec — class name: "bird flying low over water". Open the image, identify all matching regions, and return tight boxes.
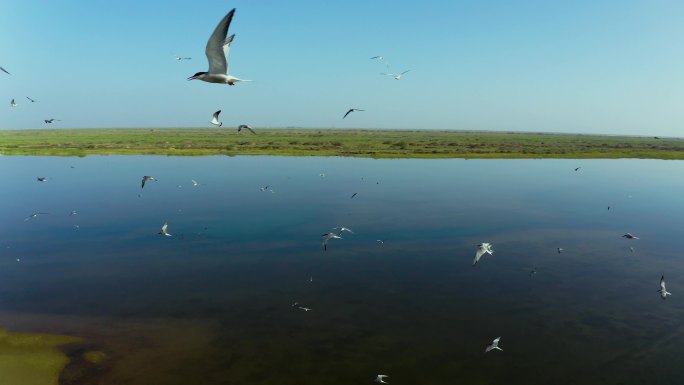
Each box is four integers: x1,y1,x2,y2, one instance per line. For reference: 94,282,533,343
187,9,251,86
210,110,222,127
0,66,9,74
343,108,364,119
44,118,61,124
658,275,671,299
238,124,256,134
381,70,410,80
158,222,172,236
485,337,503,352
473,243,493,266
622,233,639,239
322,232,342,251
141,175,156,189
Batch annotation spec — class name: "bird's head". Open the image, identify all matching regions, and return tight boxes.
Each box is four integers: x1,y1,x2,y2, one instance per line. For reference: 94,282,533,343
187,71,207,81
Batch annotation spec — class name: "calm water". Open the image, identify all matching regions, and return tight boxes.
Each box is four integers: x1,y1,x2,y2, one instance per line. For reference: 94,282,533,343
1,155,684,385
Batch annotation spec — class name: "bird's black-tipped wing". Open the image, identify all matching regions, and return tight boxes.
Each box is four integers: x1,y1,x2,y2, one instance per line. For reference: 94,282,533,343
206,9,235,75
343,109,353,119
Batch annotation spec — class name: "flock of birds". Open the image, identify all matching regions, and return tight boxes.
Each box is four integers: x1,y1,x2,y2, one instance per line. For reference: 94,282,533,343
5,7,673,382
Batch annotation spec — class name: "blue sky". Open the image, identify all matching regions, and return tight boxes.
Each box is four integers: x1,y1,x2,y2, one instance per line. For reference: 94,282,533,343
1,0,683,136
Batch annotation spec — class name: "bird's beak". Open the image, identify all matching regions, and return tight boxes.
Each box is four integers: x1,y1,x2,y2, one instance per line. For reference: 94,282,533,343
187,75,196,81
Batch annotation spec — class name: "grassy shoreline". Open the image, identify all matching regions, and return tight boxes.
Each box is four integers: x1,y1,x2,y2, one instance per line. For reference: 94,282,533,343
1,128,683,159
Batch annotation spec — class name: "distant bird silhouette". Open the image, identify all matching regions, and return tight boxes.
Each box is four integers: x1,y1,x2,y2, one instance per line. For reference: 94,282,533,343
10,99,17,108
0,66,9,75
350,192,358,199
343,108,364,119
141,175,156,189
574,167,581,171
622,233,639,240
238,124,256,134
37,177,47,182
44,118,61,124
26,96,37,103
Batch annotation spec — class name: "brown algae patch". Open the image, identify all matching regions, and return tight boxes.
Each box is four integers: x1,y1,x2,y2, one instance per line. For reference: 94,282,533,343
0,328,80,385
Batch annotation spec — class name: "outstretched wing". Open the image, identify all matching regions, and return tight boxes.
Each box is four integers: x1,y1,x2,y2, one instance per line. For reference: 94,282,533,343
206,9,235,75
222,34,235,74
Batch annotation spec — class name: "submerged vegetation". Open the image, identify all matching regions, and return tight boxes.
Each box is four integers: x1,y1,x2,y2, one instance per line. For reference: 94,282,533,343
0,328,79,385
0,128,683,159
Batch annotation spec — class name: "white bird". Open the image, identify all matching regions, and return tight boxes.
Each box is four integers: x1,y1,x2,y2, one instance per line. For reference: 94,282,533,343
24,212,49,221
381,70,411,80
658,275,671,299
0,66,9,75
298,306,312,312
374,375,389,384
629,247,635,253
69,210,78,216
322,232,342,251
622,233,639,239
370,56,383,60
191,179,200,186
158,222,172,237
376,239,385,245
44,118,61,124
332,226,354,234
187,9,252,86
260,185,274,193
557,247,563,254
238,124,256,134
10,99,17,107
485,337,503,352
210,110,222,127
473,243,493,266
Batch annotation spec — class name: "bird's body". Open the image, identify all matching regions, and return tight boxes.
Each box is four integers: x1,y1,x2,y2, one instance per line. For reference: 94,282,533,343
322,232,342,251
69,210,77,216
210,110,222,127
343,108,364,119
159,222,172,237
370,56,383,60
473,243,493,266
622,233,639,240
37,177,47,182
374,375,389,384
381,70,410,80
485,337,503,352
238,124,256,134
658,275,671,299
10,99,17,108
44,118,60,124
141,175,156,189
376,239,385,245
187,10,252,86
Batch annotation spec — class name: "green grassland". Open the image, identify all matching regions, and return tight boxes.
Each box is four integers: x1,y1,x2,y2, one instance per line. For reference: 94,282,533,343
0,128,683,159
0,328,80,385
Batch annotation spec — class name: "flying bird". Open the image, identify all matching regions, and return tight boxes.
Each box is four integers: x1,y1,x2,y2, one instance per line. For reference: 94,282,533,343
322,232,342,251
187,9,252,86
658,275,671,299
350,192,358,199
44,118,61,124
0,66,9,74
191,179,200,186
26,96,37,103
158,222,172,237
69,210,78,216
381,70,411,80
10,99,17,107
174,54,192,61
629,247,634,253
298,306,312,312
557,247,563,254
37,177,47,182
374,375,389,384
622,233,639,240
376,239,385,245
237,124,256,134
343,108,364,119
485,337,503,353
24,212,49,221
472,243,493,266
332,226,354,234
141,175,156,189
370,56,383,60
260,185,274,193
574,167,581,171
210,110,222,127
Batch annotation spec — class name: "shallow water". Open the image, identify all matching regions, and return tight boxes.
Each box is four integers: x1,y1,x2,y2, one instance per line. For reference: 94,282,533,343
1,156,684,385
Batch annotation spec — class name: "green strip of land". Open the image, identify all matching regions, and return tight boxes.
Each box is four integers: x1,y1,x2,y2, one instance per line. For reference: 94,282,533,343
0,128,682,159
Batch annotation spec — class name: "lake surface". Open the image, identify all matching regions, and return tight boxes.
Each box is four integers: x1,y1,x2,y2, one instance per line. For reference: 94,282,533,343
1,155,684,385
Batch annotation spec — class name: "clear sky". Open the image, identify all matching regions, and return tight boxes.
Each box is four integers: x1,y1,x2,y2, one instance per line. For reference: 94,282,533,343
1,0,683,136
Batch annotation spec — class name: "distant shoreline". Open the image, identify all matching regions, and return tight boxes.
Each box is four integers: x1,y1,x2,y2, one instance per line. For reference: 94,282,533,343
1,128,682,159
